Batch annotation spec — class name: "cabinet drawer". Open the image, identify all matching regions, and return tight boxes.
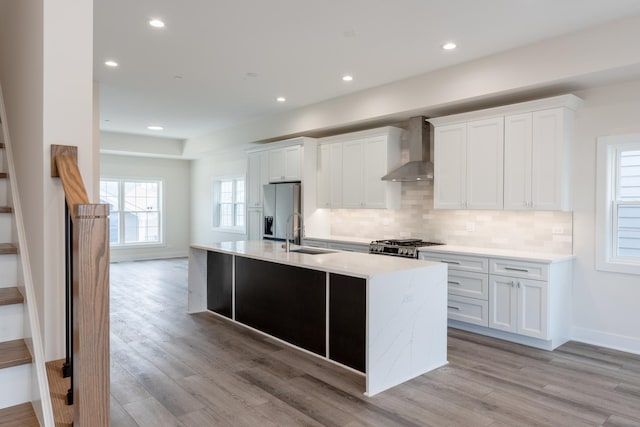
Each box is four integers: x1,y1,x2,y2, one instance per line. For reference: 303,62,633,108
490,259,548,281
447,271,488,300
447,295,489,327
420,252,488,273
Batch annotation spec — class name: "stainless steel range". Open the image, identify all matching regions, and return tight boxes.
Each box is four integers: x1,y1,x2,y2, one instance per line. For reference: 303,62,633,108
369,239,443,259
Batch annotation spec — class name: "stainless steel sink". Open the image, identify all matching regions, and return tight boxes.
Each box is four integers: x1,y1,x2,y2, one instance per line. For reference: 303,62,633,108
289,247,337,255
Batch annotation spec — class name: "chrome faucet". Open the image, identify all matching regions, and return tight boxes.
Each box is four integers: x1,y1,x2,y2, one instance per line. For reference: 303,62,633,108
283,212,304,252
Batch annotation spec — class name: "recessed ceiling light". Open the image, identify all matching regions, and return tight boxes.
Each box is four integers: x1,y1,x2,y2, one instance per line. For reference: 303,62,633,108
147,125,164,131
149,19,165,28
105,60,118,67
442,42,457,50
342,75,353,82
276,97,286,102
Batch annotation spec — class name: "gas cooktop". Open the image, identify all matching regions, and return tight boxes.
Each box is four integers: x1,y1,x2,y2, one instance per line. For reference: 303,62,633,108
369,239,443,258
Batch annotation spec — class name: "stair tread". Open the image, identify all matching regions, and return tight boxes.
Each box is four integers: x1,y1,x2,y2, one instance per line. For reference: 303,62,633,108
0,206,12,213
0,243,18,255
0,402,39,427
0,339,32,369
0,288,24,306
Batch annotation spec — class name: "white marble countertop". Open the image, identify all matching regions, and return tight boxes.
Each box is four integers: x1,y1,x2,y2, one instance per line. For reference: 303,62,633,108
418,244,574,263
303,235,375,245
191,240,441,278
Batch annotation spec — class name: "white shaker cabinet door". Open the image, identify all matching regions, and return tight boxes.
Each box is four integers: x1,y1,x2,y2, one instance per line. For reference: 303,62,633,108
317,144,331,208
247,208,263,241
283,145,302,181
247,151,268,208
531,108,566,210
268,148,286,182
318,142,343,208
341,139,365,208
434,123,467,209
329,143,343,207
517,278,548,339
466,117,504,210
489,275,517,333
504,112,533,210
363,137,387,208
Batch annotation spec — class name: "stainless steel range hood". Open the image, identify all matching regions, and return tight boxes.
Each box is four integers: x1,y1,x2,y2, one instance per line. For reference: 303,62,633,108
381,116,433,182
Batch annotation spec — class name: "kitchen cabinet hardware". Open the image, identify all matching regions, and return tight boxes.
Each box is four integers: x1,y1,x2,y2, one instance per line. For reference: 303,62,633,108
441,259,461,265
505,267,529,272
447,305,461,310
448,280,461,285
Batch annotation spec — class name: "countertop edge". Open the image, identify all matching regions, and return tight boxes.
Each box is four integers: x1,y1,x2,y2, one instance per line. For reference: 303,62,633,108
417,245,575,263
191,243,443,279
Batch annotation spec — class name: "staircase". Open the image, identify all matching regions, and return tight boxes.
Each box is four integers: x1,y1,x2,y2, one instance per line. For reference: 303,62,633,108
0,94,52,424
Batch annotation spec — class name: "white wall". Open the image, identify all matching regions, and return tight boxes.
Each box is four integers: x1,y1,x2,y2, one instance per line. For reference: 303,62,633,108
571,80,640,354
183,14,640,156
101,153,191,262
191,151,248,246
0,0,94,360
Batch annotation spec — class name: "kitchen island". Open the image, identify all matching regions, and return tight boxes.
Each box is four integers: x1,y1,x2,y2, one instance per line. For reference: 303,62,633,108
188,240,447,396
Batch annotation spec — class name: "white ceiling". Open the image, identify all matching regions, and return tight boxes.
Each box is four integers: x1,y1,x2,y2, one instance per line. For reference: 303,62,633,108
94,0,640,140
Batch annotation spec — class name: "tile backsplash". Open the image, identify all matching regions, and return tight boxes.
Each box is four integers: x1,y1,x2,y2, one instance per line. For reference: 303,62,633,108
330,181,573,254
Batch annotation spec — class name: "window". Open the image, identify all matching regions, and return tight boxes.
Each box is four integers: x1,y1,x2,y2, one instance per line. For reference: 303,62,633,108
596,134,640,274
213,177,245,232
99,179,163,246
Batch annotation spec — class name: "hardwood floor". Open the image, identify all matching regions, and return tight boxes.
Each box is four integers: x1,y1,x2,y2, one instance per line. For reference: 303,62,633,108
109,258,640,427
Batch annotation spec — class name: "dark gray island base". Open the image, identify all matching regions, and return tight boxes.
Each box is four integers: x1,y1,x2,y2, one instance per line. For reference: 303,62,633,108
189,241,447,396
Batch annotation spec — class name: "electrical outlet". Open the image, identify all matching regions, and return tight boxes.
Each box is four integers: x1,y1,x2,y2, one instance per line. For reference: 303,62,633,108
552,226,564,235
466,222,475,232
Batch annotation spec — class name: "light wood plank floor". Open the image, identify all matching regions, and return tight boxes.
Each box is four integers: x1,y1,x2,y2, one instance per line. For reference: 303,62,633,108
108,258,640,427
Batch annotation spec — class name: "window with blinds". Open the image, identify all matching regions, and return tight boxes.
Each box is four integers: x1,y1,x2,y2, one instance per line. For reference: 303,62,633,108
615,148,640,258
596,134,640,274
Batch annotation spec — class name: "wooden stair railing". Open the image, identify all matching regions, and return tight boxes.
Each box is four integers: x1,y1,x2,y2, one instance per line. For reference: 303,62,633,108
51,145,110,427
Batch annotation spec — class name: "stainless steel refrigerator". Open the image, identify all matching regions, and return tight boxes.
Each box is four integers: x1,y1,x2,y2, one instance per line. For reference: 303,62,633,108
263,182,301,243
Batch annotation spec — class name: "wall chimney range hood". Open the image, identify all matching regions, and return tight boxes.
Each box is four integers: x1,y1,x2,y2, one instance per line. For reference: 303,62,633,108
381,116,434,182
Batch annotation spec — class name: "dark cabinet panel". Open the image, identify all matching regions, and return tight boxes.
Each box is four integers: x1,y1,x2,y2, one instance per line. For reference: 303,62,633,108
329,274,366,372
207,251,233,318
235,257,326,356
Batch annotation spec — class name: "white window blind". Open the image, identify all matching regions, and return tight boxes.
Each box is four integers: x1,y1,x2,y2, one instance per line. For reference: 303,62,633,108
596,135,640,274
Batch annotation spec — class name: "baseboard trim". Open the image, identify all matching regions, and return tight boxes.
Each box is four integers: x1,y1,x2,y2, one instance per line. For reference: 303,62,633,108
448,320,565,351
571,327,640,356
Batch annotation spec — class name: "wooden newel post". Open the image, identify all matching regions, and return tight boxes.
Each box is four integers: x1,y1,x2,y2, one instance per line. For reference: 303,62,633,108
51,144,110,426
72,203,110,426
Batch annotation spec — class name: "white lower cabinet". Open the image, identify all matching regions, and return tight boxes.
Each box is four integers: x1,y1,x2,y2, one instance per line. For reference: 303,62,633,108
447,295,488,327
489,274,548,339
420,249,571,350
420,252,489,327
247,208,263,241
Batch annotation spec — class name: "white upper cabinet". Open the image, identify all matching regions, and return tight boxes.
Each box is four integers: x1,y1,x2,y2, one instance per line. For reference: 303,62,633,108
341,139,366,208
317,127,401,209
531,108,570,210
247,151,269,208
504,108,571,210
317,142,342,208
504,113,533,210
269,145,302,182
467,118,504,209
434,124,467,209
434,118,504,210
431,94,580,211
